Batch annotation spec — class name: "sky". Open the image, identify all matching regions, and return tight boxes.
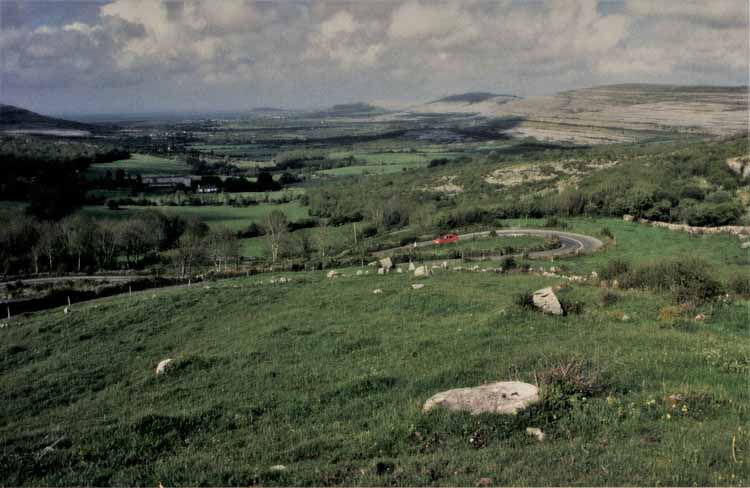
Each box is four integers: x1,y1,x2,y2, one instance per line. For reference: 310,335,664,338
1,0,748,115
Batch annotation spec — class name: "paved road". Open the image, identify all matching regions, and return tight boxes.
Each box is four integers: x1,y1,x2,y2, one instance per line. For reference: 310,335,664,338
0,275,138,288
377,228,603,260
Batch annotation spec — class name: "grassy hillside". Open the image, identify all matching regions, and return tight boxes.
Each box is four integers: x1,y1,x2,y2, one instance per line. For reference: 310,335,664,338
1,218,748,486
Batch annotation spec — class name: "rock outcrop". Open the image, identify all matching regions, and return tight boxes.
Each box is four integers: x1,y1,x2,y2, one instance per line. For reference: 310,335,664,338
532,287,564,315
423,381,540,415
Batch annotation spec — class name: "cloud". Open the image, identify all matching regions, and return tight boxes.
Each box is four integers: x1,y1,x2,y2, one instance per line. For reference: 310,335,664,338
625,0,748,26
388,1,480,49
1,0,746,112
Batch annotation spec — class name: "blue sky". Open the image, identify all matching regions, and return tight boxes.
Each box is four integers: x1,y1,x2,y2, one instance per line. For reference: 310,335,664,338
1,0,747,115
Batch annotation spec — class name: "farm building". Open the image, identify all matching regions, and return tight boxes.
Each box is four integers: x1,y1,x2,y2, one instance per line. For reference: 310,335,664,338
142,175,198,189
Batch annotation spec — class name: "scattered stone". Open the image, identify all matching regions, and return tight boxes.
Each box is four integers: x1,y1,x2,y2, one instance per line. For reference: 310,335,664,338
623,214,635,222
373,289,383,294
378,268,386,275
269,465,287,472
408,261,416,271
590,271,599,279
414,266,432,278
477,478,493,487
356,270,364,276
622,314,630,322
442,261,449,269
63,306,70,315
396,267,403,273
411,284,425,290
532,287,564,315
599,280,609,289
155,358,174,376
379,257,394,272
423,381,539,415
741,241,750,249
611,279,620,289
694,313,706,321
665,394,684,409
326,270,339,279
525,427,545,442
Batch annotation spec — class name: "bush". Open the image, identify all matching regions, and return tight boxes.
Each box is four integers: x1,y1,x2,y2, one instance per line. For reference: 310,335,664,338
622,257,724,303
535,357,609,397
599,290,620,306
727,274,750,295
512,290,534,310
598,258,630,281
543,216,569,229
559,298,585,316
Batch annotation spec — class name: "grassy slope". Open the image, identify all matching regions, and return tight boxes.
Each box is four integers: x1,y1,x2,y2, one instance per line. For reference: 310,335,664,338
88,154,191,177
1,218,748,486
81,202,309,231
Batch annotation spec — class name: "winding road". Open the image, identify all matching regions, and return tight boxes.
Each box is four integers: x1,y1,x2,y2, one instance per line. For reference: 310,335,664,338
378,228,603,260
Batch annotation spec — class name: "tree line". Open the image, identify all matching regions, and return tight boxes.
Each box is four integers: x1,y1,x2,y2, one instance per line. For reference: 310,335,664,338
0,210,240,278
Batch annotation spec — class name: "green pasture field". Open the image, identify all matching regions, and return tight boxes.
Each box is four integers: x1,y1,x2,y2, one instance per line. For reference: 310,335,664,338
80,202,309,231
87,153,190,178
1,217,748,485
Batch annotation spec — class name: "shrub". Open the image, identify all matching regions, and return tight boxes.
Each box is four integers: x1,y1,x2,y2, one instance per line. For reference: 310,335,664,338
559,298,585,316
535,357,609,397
622,257,723,303
599,290,620,306
657,306,681,322
512,290,534,310
542,216,569,229
727,274,750,295
598,258,630,281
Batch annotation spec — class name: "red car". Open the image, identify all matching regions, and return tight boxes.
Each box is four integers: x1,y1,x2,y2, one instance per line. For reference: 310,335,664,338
432,233,459,244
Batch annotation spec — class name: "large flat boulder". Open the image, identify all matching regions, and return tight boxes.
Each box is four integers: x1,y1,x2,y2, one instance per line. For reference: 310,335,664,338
423,381,539,415
533,287,563,315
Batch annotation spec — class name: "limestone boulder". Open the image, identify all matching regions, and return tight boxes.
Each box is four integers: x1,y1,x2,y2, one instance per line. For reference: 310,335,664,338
532,287,563,315
423,381,540,415
326,270,339,279
408,261,416,271
379,257,394,272
155,358,174,376
414,266,432,278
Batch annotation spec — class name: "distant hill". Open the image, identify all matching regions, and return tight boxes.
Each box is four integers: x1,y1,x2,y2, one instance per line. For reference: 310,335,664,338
0,104,100,135
401,84,749,144
330,103,379,113
431,92,518,104
312,102,387,118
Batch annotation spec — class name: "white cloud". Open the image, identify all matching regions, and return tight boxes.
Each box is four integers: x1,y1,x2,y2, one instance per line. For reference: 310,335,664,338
1,0,747,111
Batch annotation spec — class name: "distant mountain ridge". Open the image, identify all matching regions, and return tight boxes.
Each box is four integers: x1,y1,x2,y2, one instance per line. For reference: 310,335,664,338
431,92,519,104
0,104,99,133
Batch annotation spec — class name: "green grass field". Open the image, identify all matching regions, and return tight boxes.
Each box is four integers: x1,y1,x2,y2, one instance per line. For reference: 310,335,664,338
1,218,748,485
88,153,191,178
321,151,463,176
81,202,309,231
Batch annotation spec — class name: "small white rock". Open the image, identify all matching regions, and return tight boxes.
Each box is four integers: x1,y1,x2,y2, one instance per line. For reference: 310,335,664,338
526,427,545,442
373,289,383,294
411,284,425,290
155,358,174,376
269,465,287,472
